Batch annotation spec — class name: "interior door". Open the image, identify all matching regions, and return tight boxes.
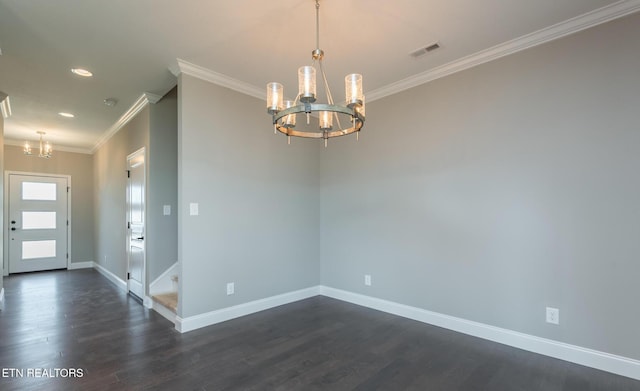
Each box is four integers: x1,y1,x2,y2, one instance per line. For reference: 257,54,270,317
127,149,145,299
8,174,68,273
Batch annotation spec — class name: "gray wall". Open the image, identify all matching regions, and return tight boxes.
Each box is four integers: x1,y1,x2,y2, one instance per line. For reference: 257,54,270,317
320,13,640,360
4,145,94,265
0,114,4,293
93,91,178,291
178,74,320,318
93,106,149,280
147,88,178,283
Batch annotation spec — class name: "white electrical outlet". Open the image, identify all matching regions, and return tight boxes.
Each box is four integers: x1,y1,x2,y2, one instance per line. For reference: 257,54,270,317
226,282,235,295
364,274,372,286
163,205,171,216
189,203,199,216
546,307,559,325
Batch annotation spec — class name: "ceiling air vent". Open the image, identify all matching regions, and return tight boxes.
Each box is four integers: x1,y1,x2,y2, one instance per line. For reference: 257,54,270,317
409,42,441,58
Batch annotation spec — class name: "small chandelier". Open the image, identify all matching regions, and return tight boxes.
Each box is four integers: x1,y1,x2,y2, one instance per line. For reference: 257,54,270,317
24,131,53,158
266,0,365,147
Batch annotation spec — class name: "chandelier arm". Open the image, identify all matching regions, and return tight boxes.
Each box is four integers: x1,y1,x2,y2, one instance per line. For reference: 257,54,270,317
318,61,333,105
272,103,363,139
319,61,344,130
309,57,318,127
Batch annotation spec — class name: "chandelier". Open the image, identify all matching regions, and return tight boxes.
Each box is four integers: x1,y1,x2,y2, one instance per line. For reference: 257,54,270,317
266,0,365,147
24,131,53,158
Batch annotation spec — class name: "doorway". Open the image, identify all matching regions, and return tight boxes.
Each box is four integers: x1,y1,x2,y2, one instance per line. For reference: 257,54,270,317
7,173,69,274
127,148,146,300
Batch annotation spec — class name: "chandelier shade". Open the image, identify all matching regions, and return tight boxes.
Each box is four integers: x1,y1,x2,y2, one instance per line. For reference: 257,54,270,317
298,66,317,102
266,82,283,114
266,0,365,146
345,74,363,107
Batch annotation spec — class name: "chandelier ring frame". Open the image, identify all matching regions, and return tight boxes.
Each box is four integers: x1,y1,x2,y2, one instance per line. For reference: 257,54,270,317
272,103,364,139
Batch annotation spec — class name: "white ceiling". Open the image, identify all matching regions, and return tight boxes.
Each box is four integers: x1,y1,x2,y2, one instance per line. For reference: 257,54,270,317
1,0,638,153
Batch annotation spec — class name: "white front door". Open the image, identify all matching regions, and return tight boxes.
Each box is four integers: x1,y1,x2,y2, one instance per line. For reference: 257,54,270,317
8,174,69,273
127,148,145,299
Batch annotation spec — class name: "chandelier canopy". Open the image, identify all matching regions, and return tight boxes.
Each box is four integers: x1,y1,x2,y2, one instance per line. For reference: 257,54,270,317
24,131,53,158
266,0,365,147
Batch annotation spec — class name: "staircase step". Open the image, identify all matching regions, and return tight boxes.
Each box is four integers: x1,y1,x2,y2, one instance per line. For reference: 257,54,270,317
152,292,178,313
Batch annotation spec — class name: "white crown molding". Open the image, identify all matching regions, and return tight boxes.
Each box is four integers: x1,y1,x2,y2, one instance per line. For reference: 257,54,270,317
99,0,639,152
4,138,93,154
367,0,640,102
90,90,168,153
165,1,640,105
0,94,11,118
144,92,163,104
91,93,152,153
171,58,266,100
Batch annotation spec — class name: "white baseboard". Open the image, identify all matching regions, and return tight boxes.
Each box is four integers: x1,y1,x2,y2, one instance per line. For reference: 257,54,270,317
116,278,640,380
149,262,178,296
143,296,153,309
0,288,4,311
68,261,95,270
319,286,640,381
93,263,127,292
175,286,321,333
152,300,177,324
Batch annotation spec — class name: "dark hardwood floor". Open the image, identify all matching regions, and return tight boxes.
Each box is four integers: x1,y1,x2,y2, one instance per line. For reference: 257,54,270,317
0,270,639,391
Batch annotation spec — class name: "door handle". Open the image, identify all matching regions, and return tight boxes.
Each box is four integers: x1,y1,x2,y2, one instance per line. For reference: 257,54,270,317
11,220,16,224
11,227,16,231
136,236,144,240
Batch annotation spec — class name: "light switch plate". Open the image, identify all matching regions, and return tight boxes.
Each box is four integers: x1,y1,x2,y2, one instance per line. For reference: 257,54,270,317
163,205,171,216
189,203,199,216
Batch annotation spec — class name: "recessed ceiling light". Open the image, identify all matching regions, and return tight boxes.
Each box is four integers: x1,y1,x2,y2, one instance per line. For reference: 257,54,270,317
58,112,75,118
71,68,93,77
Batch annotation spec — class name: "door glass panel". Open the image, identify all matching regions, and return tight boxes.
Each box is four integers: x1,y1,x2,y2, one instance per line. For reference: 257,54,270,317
22,211,57,230
131,183,143,223
22,240,57,259
22,182,57,201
